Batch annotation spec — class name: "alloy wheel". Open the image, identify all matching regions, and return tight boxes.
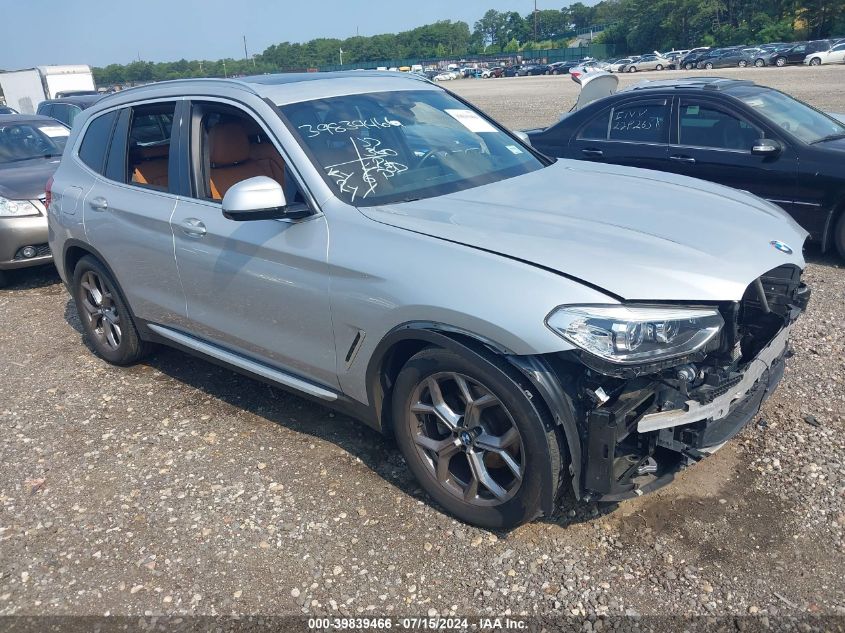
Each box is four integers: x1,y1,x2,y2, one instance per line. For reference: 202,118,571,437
79,270,122,350
776,57,786,67
739,60,748,67
810,58,821,66
407,372,525,506
755,59,765,67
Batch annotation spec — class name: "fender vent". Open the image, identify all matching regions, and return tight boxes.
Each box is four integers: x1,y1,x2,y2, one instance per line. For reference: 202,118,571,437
345,330,366,367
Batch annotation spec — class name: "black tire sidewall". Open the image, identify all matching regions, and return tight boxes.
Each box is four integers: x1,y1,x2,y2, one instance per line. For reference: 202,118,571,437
392,347,561,529
72,256,147,366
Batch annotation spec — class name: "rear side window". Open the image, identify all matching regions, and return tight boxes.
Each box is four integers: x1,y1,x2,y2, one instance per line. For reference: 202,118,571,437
608,102,670,143
78,111,118,174
127,102,176,191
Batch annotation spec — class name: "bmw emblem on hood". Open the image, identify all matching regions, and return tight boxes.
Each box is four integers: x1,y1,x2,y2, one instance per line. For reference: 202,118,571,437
770,240,793,255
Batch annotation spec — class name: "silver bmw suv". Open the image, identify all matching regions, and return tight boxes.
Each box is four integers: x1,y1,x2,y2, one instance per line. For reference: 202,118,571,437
48,72,810,528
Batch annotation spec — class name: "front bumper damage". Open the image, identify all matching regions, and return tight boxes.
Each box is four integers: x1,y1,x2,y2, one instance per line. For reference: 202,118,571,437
566,264,810,502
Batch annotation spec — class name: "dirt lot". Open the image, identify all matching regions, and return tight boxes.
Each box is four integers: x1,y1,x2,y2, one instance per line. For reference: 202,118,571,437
1,65,844,626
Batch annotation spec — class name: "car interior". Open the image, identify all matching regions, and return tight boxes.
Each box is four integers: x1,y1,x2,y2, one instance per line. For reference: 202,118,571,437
204,115,286,200
127,103,291,202
129,104,174,190
679,104,760,150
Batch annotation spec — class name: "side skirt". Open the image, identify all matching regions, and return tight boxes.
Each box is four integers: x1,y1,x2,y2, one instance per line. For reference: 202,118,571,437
139,321,381,431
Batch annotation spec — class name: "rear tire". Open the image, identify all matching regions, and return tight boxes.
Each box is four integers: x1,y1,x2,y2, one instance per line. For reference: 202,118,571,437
738,60,748,68
775,57,786,67
705,62,714,70
685,63,694,70
628,66,637,72
392,347,563,529
72,255,150,366
834,211,845,260
656,64,664,71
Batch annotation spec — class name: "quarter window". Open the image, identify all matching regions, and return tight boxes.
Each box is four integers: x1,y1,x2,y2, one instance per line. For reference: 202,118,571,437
78,111,118,174
678,101,761,151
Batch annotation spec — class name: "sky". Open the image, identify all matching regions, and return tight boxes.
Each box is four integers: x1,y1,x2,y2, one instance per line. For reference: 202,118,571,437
0,0,596,70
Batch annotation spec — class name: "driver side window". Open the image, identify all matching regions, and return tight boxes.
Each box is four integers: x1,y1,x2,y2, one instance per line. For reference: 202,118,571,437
678,100,762,151
189,102,295,203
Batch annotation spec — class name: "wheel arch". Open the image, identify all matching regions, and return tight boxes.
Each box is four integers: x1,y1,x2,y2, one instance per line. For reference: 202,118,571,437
61,239,144,325
823,197,845,254
365,322,582,507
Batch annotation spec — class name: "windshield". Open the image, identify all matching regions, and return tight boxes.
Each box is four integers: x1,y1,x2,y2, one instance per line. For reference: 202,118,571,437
280,89,545,206
733,87,845,144
0,122,69,163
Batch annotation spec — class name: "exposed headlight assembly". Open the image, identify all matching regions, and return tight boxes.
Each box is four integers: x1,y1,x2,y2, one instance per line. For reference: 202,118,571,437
0,197,39,217
547,305,723,364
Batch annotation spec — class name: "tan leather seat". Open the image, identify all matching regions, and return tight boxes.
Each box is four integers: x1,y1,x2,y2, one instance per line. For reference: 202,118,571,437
208,122,285,200
131,144,169,189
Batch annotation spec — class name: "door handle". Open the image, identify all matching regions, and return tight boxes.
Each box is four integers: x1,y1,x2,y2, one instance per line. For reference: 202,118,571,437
181,218,207,238
581,148,604,158
89,197,109,212
670,155,696,164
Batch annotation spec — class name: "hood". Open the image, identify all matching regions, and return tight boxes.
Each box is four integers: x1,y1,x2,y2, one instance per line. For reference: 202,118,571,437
0,156,60,200
359,160,808,302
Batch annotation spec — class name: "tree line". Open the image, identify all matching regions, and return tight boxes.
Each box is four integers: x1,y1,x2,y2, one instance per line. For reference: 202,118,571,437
92,1,845,86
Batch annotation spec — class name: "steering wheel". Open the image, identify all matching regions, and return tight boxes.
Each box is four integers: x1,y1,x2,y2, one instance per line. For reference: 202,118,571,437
417,149,447,168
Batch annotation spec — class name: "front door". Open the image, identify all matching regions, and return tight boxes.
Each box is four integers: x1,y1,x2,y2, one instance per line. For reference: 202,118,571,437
169,99,337,389
666,96,799,215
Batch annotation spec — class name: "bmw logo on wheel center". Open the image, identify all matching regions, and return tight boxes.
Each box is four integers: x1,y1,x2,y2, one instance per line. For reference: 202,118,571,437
770,240,793,255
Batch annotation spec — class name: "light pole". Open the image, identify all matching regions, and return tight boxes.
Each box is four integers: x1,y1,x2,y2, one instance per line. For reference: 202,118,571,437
533,0,538,43
340,48,344,65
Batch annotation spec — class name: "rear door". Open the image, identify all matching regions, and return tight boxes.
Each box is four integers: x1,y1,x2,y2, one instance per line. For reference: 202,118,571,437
80,100,187,326
567,96,671,171
666,95,799,213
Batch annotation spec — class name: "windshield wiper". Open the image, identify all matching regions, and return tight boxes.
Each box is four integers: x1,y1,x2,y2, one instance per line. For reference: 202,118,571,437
810,133,845,145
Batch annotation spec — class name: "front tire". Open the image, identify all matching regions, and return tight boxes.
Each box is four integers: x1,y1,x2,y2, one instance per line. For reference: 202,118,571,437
810,57,822,66
755,58,765,67
392,347,563,529
656,64,664,71
775,57,786,67
685,63,694,70
628,66,637,73
705,62,714,70
72,255,150,366
738,60,748,67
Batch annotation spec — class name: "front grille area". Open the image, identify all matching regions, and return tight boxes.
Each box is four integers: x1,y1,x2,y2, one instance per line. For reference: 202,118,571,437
13,244,51,260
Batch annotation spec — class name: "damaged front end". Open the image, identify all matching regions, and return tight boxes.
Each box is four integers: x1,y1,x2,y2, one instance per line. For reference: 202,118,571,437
541,265,810,502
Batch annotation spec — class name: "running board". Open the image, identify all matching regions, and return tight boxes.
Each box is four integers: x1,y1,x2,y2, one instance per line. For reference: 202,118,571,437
146,324,338,402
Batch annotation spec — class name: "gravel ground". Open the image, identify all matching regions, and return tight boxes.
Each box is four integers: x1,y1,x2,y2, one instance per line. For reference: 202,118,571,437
1,64,844,627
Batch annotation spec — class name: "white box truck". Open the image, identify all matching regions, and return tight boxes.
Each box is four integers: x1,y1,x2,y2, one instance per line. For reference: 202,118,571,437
0,65,96,114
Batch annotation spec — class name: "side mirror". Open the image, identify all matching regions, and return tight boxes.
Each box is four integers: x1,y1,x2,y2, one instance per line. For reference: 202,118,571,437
751,138,782,156
222,176,309,221
512,130,532,146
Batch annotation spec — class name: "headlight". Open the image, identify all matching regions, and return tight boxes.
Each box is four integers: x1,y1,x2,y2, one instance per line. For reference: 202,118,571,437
546,304,723,364
0,197,39,217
